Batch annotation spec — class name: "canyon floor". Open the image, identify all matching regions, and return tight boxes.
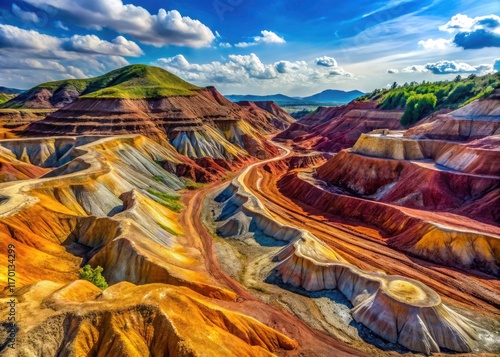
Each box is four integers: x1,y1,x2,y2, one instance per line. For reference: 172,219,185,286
0,132,498,356
0,68,498,356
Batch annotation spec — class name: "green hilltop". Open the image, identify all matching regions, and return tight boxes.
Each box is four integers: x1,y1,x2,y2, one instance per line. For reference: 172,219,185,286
2,64,201,108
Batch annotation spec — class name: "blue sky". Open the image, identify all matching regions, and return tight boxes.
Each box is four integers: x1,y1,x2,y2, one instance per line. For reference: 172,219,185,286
0,0,498,95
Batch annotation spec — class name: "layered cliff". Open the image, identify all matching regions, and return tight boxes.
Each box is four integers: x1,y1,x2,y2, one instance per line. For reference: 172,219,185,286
405,89,500,140
284,95,500,275
17,65,289,162
277,101,404,152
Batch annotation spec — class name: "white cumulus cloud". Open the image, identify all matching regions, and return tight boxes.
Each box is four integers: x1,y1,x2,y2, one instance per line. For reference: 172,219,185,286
418,38,453,50
64,35,143,57
439,14,500,33
22,0,215,47
0,25,142,57
235,30,285,48
0,24,60,50
155,53,354,92
402,65,429,73
315,56,338,67
386,68,399,74
401,60,495,75
274,60,308,74
434,13,500,49
0,25,144,88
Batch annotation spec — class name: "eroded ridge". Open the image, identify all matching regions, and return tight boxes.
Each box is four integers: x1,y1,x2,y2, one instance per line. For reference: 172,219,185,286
0,134,305,355
0,135,234,297
213,179,479,354
6,280,297,357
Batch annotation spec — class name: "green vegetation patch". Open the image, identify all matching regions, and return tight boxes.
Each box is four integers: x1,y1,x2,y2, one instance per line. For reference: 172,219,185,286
358,72,500,126
158,222,180,236
81,65,200,98
147,188,183,213
401,93,437,126
0,93,16,105
79,264,108,290
182,178,206,190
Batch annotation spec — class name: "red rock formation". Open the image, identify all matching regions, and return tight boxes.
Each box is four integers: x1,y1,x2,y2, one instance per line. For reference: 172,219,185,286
316,150,499,213
278,169,500,275
237,100,295,132
277,101,404,152
22,88,285,162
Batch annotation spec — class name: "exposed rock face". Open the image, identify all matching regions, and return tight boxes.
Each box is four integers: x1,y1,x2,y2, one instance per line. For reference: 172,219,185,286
5,280,297,356
275,238,478,354
277,101,404,152
279,169,500,275
317,146,499,213
0,133,305,356
212,178,479,354
282,96,500,275
0,136,209,287
22,88,285,161
237,100,295,132
0,109,54,135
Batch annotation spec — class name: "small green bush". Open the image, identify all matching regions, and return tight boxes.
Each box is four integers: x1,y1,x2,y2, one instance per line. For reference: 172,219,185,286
401,93,437,126
79,264,108,290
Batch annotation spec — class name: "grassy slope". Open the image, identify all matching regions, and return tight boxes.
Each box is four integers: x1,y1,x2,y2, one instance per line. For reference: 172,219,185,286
1,65,201,108
359,72,500,111
0,93,16,105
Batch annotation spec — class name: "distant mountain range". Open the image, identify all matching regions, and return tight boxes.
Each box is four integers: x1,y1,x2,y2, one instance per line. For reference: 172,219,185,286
226,89,365,104
0,86,24,94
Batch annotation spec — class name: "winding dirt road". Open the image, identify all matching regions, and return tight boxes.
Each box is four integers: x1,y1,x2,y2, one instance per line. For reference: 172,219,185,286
178,140,499,356
240,142,500,318
178,147,373,357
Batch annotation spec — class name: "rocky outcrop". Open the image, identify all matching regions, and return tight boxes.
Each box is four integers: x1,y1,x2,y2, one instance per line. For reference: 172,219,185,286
0,135,233,292
277,101,404,152
275,237,478,354
316,149,499,213
279,164,500,275
0,109,53,133
212,177,479,354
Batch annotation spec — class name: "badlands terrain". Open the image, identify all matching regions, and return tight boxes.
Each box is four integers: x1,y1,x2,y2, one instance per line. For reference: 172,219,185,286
0,65,499,356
